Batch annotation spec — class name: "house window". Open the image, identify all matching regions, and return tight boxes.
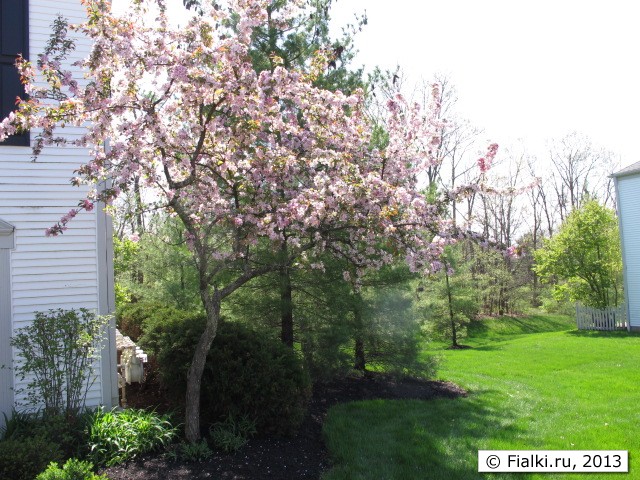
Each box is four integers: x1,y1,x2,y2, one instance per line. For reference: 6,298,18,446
0,0,29,147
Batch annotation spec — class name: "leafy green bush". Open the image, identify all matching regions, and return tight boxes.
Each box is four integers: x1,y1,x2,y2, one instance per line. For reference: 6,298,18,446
35,458,107,480
86,407,177,467
10,309,107,417
0,435,64,480
140,316,311,435
116,301,175,342
137,309,208,393
209,414,257,453
539,291,575,316
1,410,89,459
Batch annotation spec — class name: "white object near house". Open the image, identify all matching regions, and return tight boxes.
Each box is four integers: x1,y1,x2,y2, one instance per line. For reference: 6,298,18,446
612,161,640,332
0,0,118,428
116,328,147,382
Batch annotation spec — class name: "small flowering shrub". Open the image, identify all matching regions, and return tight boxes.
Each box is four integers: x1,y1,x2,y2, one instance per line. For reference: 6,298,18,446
10,309,108,418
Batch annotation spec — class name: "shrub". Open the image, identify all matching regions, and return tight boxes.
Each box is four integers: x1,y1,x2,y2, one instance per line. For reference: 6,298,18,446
137,309,208,399
0,435,64,480
1,410,90,459
10,309,108,417
201,322,311,434
140,316,311,435
86,407,177,467
116,301,174,342
540,291,575,316
35,458,107,480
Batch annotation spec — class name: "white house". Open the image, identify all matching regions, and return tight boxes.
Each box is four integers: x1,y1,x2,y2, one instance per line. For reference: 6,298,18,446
612,161,640,332
0,0,117,427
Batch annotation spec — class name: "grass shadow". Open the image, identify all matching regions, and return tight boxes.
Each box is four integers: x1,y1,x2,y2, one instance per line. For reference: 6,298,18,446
470,344,505,352
322,390,528,480
566,329,640,339
468,315,574,339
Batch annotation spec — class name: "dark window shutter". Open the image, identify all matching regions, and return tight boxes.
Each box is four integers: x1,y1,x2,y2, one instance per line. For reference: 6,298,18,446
1,0,26,57
0,0,28,147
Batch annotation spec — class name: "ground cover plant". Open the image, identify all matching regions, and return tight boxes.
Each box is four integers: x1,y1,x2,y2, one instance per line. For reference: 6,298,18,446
87,408,177,467
323,314,640,479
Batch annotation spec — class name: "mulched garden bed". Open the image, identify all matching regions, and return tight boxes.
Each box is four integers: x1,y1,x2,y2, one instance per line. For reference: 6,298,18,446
102,372,466,480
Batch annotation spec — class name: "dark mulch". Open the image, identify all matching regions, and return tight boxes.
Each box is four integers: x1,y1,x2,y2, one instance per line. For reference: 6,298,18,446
102,372,466,480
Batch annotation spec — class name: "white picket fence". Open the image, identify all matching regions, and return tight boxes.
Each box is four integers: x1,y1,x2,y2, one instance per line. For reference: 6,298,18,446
576,304,627,331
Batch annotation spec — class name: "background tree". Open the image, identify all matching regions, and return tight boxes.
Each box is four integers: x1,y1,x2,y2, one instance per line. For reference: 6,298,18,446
419,245,478,348
534,200,622,309
114,214,201,311
350,263,433,376
547,132,617,222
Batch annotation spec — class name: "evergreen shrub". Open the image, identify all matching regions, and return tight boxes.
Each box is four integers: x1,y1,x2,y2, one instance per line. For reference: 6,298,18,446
140,314,311,435
35,458,107,480
116,301,175,342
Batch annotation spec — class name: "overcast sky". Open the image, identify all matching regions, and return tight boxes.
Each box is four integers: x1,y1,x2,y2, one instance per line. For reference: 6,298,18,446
113,0,638,171
330,0,638,170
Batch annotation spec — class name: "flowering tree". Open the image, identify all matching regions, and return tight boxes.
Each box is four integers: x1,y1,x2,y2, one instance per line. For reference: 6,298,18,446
1,0,459,441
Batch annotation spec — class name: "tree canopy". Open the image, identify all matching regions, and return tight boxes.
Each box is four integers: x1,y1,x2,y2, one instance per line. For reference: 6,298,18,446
0,0,471,441
534,200,622,309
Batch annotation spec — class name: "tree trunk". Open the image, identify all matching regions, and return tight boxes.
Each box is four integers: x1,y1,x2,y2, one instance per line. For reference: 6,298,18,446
185,291,220,443
444,265,458,347
353,293,366,370
280,243,294,347
133,176,144,284
354,337,366,370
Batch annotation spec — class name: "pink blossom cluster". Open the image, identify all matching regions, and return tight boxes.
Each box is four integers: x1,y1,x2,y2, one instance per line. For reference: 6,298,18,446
505,245,520,258
477,143,499,173
44,198,95,236
0,0,502,278
384,90,446,186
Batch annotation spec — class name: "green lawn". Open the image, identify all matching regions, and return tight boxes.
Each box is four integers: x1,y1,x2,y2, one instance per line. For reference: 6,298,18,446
322,314,640,479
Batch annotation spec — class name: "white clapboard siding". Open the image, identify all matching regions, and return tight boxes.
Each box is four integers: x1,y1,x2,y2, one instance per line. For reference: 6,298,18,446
0,0,113,415
616,171,640,329
11,253,97,265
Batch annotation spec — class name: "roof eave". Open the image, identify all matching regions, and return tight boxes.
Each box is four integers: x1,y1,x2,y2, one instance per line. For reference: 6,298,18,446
0,219,14,237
